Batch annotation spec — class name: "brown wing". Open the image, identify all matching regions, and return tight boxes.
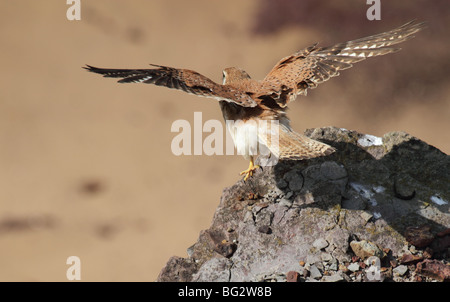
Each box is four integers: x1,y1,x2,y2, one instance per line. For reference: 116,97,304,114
260,20,426,107
84,64,257,107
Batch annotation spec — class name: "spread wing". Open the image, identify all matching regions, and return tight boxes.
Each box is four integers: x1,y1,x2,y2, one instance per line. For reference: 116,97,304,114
260,20,426,107
84,64,257,107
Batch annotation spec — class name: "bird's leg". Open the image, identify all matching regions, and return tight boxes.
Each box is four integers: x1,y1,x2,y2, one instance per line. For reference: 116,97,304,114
239,156,260,181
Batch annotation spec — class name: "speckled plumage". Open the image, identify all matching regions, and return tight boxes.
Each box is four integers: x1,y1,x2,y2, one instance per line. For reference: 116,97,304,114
84,21,424,179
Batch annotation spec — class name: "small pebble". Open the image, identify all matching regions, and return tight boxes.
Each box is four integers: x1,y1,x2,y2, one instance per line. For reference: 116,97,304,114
350,240,383,259
339,264,349,273
328,259,338,271
313,238,329,250
348,262,360,272
400,253,423,264
321,252,333,262
393,265,408,276
309,265,322,279
322,273,344,282
360,212,373,222
286,271,300,282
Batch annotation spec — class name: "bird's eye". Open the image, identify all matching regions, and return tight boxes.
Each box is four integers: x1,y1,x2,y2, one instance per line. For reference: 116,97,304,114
222,71,226,84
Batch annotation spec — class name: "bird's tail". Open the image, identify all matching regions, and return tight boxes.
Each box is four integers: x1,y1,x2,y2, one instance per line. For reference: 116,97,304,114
258,124,335,160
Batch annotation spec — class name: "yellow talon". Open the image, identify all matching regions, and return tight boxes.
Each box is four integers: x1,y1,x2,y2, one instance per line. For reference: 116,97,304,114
239,157,260,181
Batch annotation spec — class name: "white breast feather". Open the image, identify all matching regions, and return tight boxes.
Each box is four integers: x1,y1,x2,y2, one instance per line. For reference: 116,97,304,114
227,120,259,160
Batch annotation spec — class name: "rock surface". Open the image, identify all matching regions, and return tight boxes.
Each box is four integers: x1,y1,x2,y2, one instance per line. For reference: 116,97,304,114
157,127,450,282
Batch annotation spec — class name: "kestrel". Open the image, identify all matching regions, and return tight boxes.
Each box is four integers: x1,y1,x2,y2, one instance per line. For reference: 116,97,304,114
85,21,424,181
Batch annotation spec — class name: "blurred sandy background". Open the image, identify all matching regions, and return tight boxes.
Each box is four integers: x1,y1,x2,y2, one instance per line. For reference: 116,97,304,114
0,0,448,281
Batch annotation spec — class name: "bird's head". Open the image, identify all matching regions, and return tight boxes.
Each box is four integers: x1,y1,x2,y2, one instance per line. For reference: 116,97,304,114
222,67,251,85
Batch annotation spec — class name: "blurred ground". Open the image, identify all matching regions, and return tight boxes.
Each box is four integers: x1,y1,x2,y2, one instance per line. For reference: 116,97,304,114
0,0,448,281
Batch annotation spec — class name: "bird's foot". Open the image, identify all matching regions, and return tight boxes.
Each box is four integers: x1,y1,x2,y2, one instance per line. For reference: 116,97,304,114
239,164,260,181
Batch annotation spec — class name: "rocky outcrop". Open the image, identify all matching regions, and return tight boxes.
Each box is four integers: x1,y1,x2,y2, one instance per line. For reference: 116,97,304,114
157,127,450,282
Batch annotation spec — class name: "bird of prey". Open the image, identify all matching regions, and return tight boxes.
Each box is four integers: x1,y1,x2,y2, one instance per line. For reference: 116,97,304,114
84,21,424,181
